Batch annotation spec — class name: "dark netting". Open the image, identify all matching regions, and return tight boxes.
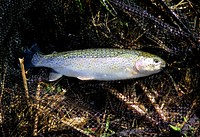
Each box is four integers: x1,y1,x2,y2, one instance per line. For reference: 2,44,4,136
0,0,199,136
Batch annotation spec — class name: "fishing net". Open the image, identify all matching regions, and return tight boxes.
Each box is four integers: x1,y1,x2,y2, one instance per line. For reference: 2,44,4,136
0,0,199,136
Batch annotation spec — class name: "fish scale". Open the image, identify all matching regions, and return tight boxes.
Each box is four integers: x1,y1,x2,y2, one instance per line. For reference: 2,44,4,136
46,48,156,59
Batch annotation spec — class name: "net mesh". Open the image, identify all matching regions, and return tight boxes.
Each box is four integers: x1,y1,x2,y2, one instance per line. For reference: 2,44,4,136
0,0,199,136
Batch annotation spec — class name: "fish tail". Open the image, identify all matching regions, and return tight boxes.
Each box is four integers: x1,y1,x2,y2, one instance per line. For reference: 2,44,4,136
24,43,42,68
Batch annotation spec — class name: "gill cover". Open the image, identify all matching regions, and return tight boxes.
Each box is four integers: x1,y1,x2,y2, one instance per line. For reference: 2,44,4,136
135,57,165,74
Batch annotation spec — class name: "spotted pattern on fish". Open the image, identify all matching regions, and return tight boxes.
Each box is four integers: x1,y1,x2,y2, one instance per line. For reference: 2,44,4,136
25,47,166,81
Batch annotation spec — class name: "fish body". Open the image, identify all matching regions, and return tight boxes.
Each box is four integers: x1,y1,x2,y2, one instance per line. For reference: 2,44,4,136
25,45,166,81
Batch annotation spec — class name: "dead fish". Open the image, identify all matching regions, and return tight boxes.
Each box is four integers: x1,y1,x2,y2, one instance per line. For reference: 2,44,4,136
24,44,166,81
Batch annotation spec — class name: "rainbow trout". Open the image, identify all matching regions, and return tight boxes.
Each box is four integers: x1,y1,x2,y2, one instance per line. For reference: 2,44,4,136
24,45,166,81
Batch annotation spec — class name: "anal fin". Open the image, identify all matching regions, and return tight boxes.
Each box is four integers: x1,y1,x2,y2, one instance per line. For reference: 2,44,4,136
49,69,63,81
77,76,94,80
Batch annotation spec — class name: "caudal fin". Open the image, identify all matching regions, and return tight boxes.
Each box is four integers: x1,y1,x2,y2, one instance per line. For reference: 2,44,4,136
24,43,41,69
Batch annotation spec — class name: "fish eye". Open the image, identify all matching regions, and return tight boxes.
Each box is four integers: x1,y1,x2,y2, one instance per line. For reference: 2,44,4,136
153,58,160,63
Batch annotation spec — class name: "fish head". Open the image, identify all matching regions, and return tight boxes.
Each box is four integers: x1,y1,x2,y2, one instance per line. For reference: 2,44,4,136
135,56,166,74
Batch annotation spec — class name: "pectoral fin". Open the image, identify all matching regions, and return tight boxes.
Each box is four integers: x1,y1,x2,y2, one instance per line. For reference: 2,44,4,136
126,67,138,75
49,69,63,81
132,66,140,75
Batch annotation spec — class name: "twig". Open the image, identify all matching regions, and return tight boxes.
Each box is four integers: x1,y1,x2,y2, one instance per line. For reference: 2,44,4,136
19,58,30,104
33,82,41,136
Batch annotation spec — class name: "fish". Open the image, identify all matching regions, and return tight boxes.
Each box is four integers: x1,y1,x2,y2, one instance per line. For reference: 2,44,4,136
24,44,166,81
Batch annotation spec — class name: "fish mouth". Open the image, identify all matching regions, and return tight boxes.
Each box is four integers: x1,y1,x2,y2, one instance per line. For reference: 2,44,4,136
160,61,166,68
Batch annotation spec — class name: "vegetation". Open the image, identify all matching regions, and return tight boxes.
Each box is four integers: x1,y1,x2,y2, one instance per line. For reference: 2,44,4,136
0,0,199,136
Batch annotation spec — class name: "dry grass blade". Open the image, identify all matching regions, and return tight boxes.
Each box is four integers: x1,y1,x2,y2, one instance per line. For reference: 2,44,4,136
0,65,7,137
106,87,158,126
139,83,168,122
